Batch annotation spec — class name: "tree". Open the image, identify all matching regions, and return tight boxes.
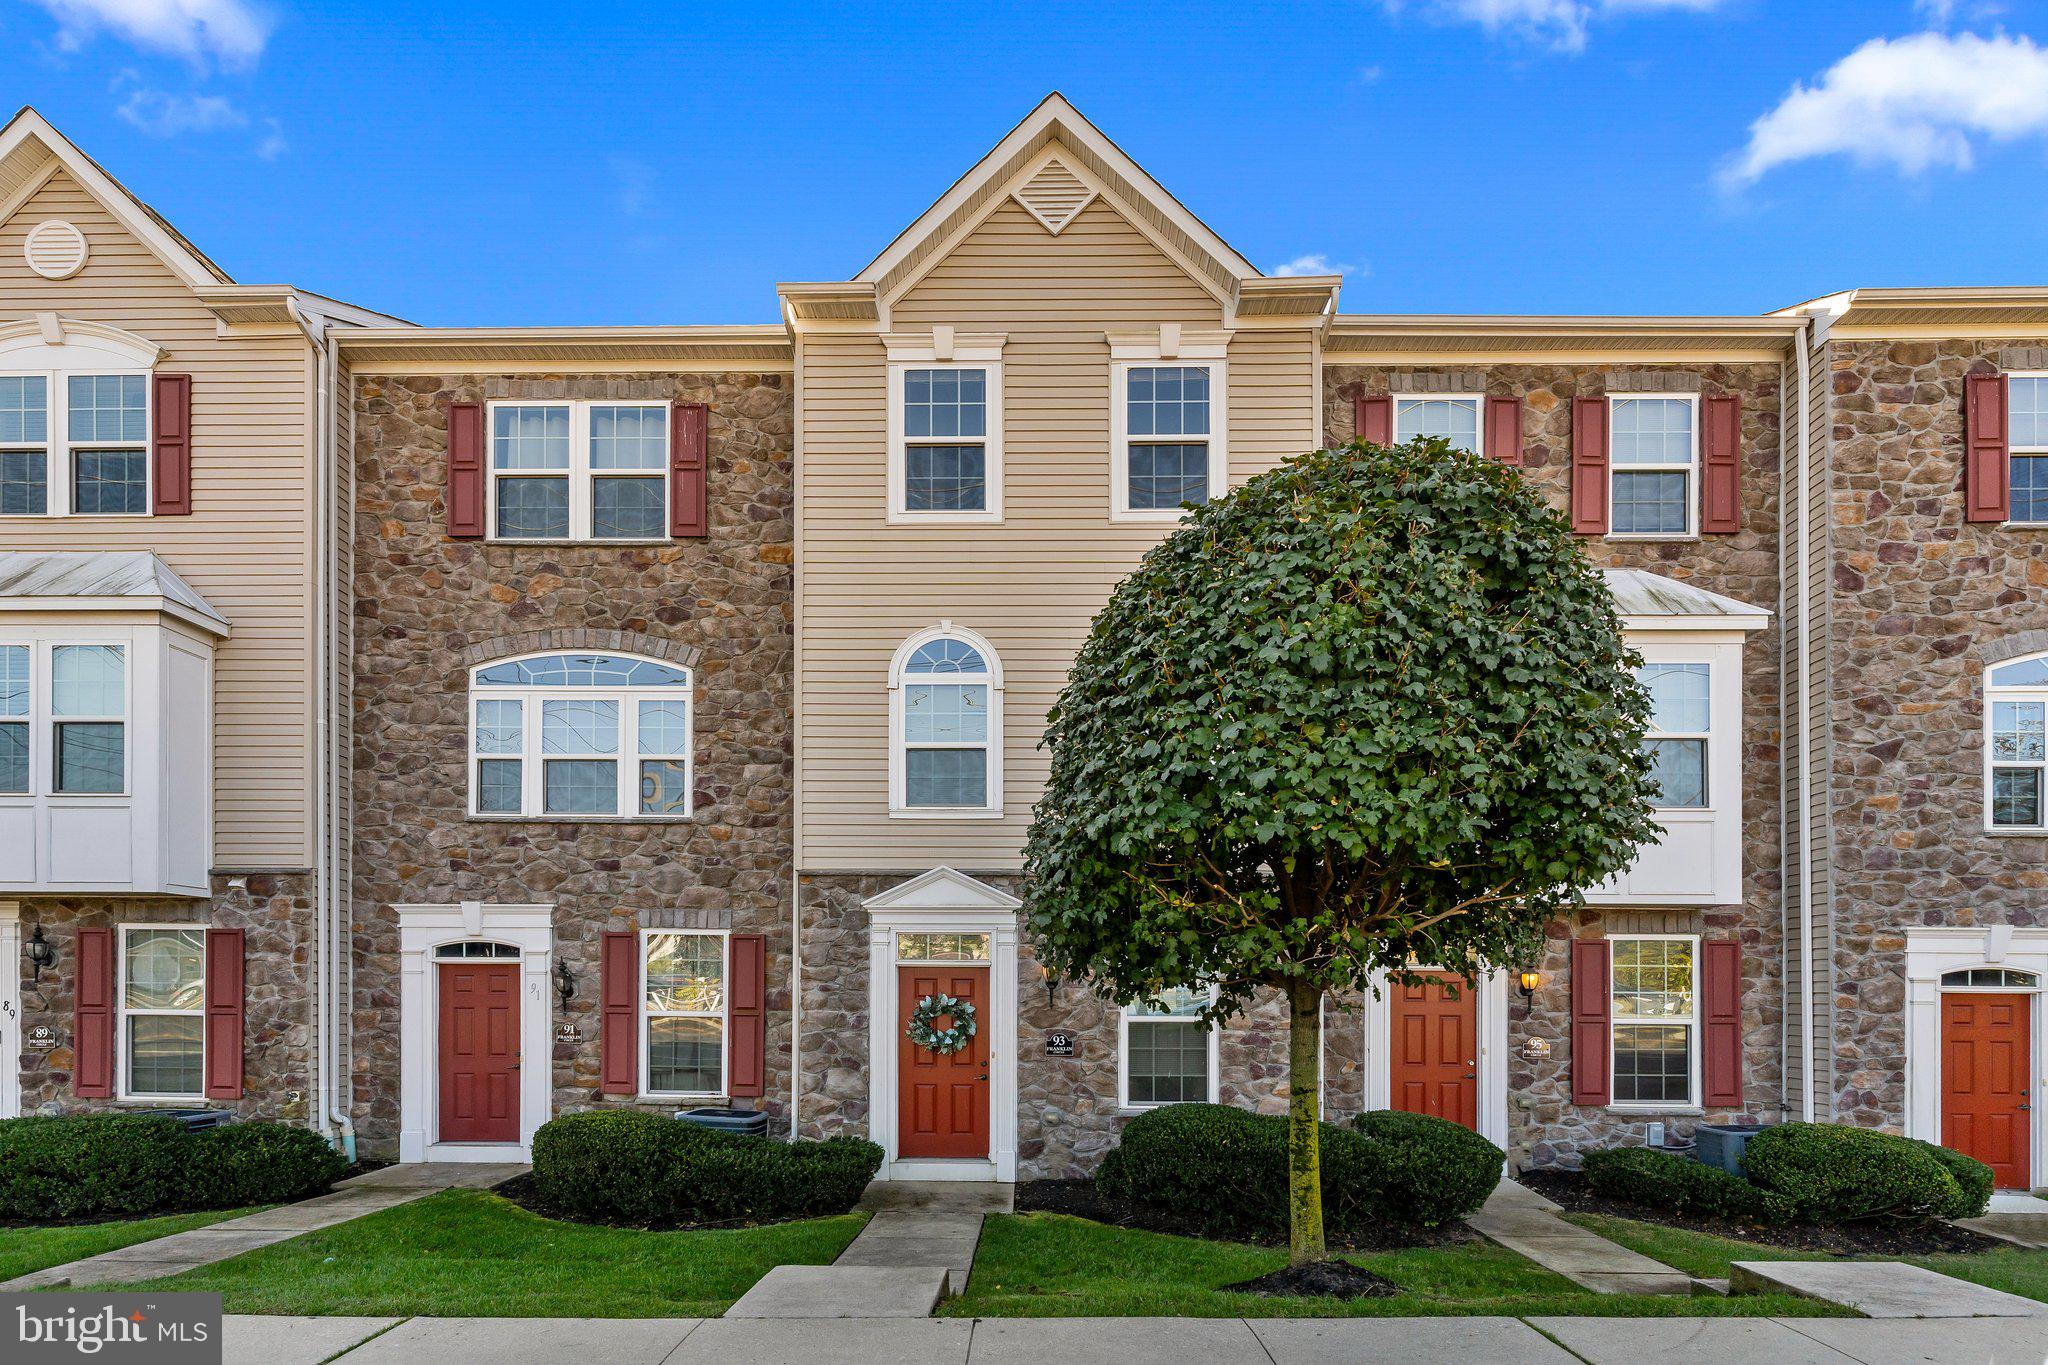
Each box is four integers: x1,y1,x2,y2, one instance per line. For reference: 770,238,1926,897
1024,437,1661,1265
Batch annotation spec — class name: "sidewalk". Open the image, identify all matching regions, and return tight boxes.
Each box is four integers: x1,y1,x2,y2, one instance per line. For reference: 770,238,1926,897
222,1313,2048,1365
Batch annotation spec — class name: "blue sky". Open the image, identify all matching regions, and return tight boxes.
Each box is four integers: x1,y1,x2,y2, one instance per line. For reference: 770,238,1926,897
6,0,2047,325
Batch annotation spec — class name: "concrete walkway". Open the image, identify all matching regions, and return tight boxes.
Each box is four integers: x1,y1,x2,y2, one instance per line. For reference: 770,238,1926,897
1731,1259,2048,1318
0,1161,527,1291
219,1314,2048,1364
1462,1176,1695,1295
1958,1190,2048,1248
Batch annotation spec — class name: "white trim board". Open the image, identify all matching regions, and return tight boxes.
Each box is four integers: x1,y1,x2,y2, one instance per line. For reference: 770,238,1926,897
0,901,19,1120
1904,926,2048,1188
1360,967,1510,1150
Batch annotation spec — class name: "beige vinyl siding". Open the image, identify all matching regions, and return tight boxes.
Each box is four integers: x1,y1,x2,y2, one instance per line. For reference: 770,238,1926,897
0,169,316,866
798,193,1317,870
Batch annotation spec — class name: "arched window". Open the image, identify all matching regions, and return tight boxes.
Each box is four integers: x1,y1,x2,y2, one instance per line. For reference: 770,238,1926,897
1987,653,2048,830
468,652,692,819
889,624,1002,816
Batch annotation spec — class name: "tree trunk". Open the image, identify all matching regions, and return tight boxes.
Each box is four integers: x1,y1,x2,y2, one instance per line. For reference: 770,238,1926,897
1286,976,1326,1265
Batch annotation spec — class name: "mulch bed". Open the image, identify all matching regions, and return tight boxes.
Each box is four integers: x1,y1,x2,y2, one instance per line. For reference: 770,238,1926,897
1518,1169,2005,1257
493,1173,834,1233
1015,1179,1470,1252
1221,1259,1402,1299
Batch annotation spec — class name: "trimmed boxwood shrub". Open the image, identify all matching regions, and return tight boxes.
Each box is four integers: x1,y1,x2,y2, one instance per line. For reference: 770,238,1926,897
1910,1138,1994,1220
0,1115,349,1222
528,1110,882,1227
1582,1146,1791,1225
180,1122,351,1210
1741,1122,1963,1223
1095,1103,1502,1242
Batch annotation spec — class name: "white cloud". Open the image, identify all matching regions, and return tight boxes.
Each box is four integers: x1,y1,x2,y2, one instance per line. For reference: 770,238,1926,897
1915,0,1956,20
31,0,271,67
255,117,286,160
1725,31,2048,185
116,87,247,136
1380,0,1724,52
1269,253,1362,278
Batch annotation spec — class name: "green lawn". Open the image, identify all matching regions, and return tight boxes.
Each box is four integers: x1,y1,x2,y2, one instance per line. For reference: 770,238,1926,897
137,1189,868,1317
0,1208,255,1282
1570,1213,2048,1303
945,1213,1846,1318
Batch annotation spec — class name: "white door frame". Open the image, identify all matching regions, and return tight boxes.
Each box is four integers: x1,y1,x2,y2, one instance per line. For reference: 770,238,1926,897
396,901,553,1163
0,901,19,1120
864,867,1021,1182
1361,966,1509,1149
1904,926,2047,1188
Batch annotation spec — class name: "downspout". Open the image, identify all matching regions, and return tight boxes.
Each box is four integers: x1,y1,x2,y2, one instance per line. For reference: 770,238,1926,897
788,317,804,1138
320,332,356,1162
1794,316,1816,1122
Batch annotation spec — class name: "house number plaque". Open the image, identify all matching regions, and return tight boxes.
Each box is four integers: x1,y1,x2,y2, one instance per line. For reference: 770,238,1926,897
25,1024,57,1051
1044,1030,1077,1058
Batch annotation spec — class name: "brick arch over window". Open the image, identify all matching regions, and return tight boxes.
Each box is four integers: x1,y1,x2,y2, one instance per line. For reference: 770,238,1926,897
456,628,702,673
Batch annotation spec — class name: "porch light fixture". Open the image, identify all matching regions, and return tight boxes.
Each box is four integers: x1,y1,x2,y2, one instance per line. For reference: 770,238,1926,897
1517,969,1542,1000
25,926,54,984
553,959,576,1011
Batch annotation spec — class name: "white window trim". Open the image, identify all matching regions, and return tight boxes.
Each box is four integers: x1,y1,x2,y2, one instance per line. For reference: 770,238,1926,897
1986,652,2048,833
1392,394,1484,454
1639,660,1712,812
482,399,670,544
0,368,151,520
1117,986,1221,1111
2007,372,2048,529
1606,392,1699,542
638,927,729,1101
1108,328,1230,524
884,332,1006,525
887,622,1004,820
11,640,132,799
467,652,694,822
117,922,206,1103
1606,932,1701,1113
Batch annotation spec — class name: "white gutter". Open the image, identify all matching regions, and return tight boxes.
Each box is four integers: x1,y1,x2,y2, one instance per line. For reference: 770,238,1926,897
1794,315,1816,1122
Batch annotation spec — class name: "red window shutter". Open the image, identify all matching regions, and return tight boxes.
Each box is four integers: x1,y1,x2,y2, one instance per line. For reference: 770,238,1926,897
727,933,766,1099
1965,372,2011,523
445,400,486,538
151,373,192,516
1571,396,1610,535
1570,938,1611,1107
1701,939,1743,1109
204,928,245,1100
1355,395,1392,446
600,931,637,1095
670,402,709,539
1701,393,1742,534
73,928,115,1098
1485,396,1523,465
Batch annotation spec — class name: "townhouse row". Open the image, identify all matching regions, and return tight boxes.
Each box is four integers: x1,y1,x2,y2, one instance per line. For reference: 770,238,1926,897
1,96,2042,1187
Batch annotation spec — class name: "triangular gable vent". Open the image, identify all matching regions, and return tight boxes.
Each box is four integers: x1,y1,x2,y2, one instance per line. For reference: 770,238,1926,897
1012,158,1096,236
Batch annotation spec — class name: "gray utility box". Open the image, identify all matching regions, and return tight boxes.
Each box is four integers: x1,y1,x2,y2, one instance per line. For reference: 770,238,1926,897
674,1107,768,1137
159,1109,236,1133
1693,1123,1767,1175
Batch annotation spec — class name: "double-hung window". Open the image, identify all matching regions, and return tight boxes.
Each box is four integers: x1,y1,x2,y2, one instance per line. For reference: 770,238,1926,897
120,925,205,1099
1609,396,1697,537
1120,986,1217,1108
0,371,148,517
488,401,668,541
891,366,1001,518
2009,376,2048,525
1115,363,1227,518
469,652,693,819
1394,396,1480,454
0,645,25,794
642,930,726,1097
1609,935,1697,1108
1637,662,1710,809
890,627,1002,816
1988,653,2048,828
0,643,127,797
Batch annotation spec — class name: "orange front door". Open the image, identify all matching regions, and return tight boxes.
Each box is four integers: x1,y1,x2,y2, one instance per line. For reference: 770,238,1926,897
1390,973,1478,1129
438,963,520,1143
1942,992,2031,1188
898,966,989,1159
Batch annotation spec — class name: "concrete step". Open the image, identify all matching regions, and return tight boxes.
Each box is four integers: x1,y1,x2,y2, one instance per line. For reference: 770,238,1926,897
724,1265,951,1318
1730,1259,2048,1317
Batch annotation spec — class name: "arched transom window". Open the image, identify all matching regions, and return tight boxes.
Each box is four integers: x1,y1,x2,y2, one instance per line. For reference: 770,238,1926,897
469,652,692,819
889,625,1002,816
1987,653,2048,830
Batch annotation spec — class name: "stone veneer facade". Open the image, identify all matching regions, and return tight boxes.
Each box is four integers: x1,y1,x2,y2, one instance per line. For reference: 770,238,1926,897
349,371,793,1156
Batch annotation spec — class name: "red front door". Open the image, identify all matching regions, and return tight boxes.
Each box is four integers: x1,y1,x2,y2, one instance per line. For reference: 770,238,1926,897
439,962,520,1143
1390,973,1478,1129
1943,992,2031,1188
898,966,989,1159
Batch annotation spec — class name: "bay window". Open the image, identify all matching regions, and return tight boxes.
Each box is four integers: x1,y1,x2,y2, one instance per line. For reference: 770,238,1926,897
1637,662,1710,809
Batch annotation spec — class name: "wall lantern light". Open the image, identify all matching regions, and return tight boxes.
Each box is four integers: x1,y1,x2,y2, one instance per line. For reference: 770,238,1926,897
25,926,55,984
1517,969,1542,1000
554,959,576,1011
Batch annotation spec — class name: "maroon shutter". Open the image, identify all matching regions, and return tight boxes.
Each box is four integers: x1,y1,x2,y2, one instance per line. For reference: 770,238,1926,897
669,402,709,538
1701,394,1742,534
1355,395,1392,446
600,931,637,1095
150,373,192,516
1965,372,2011,524
727,933,766,1099
1570,938,1611,1107
74,928,115,1098
1571,396,1609,535
203,928,245,1100
1485,396,1523,465
1701,939,1743,1109
445,401,485,538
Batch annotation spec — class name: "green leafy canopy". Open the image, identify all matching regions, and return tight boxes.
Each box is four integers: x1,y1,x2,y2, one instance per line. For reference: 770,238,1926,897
1023,438,1661,1020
